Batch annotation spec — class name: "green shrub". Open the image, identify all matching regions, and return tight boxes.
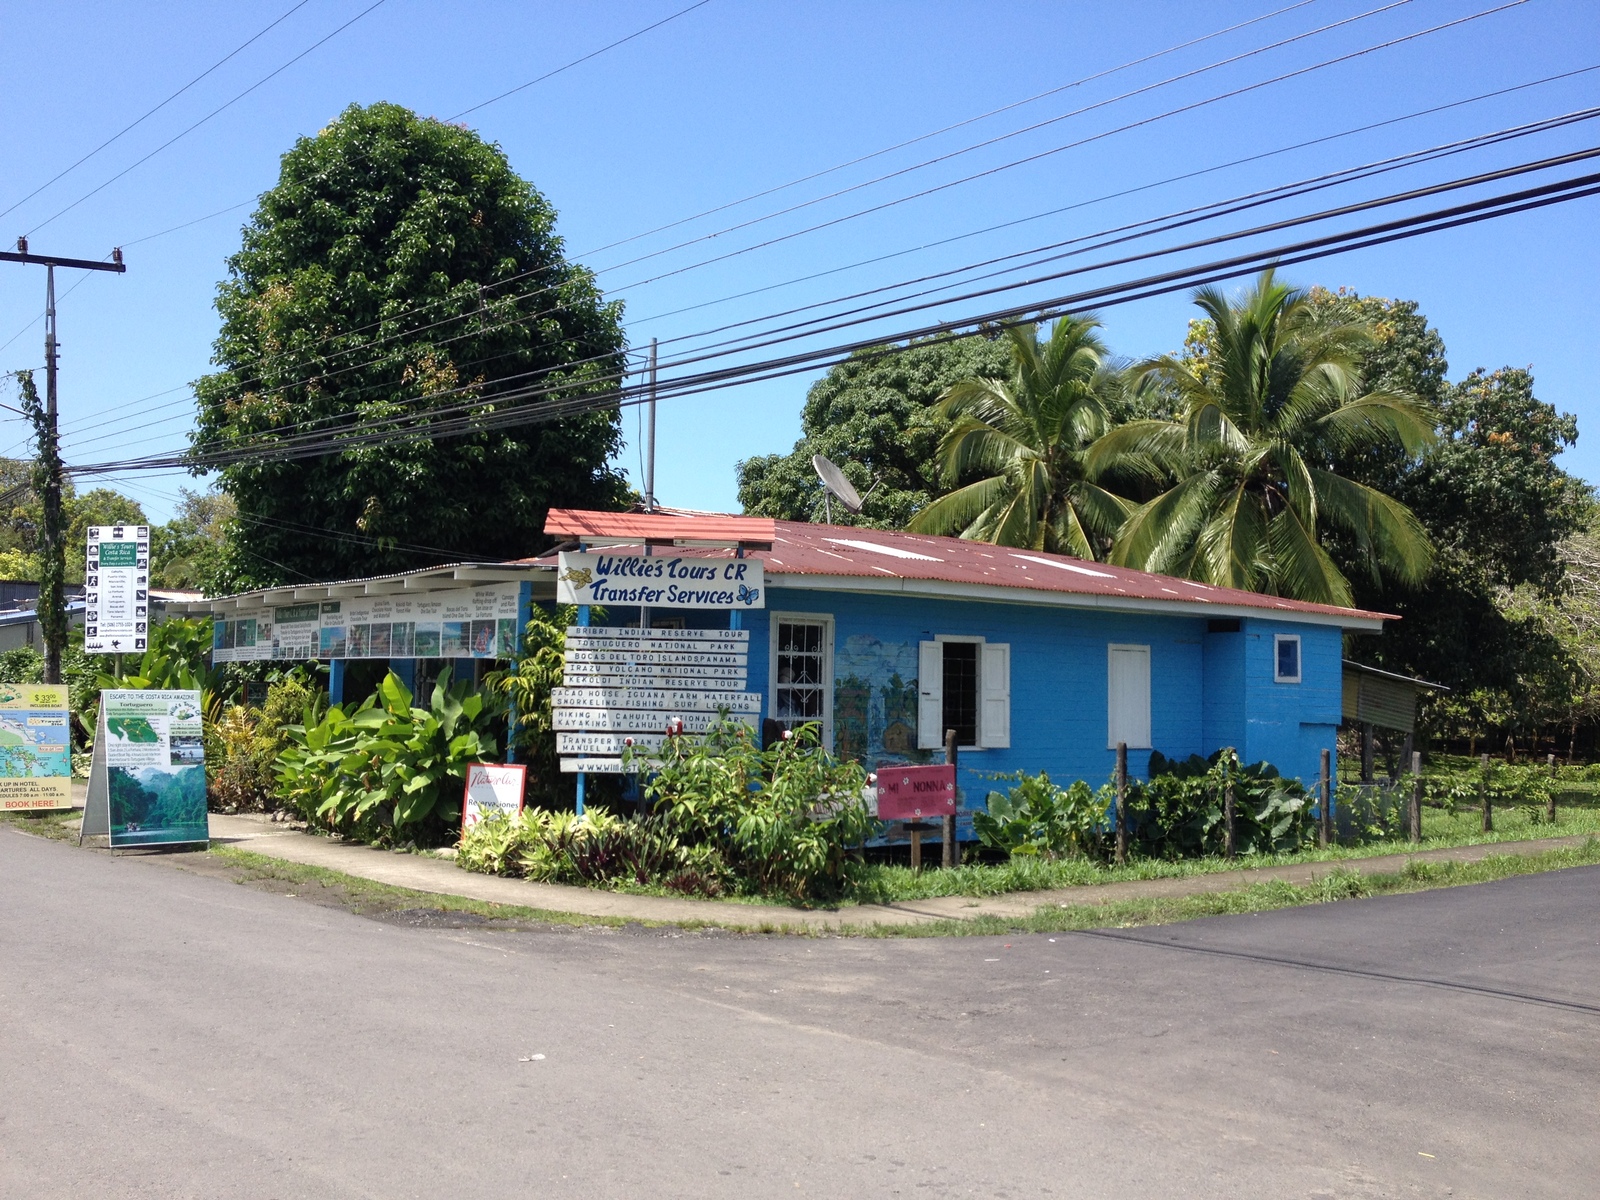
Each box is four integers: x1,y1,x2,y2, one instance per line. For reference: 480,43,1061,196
274,668,499,845
457,806,722,894
1129,750,1315,857
973,771,1111,859
639,719,876,900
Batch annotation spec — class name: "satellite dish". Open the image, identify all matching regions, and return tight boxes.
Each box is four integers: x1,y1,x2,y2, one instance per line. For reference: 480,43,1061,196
812,454,863,522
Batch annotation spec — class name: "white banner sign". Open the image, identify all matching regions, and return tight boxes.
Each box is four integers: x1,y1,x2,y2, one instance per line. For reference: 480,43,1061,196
85,525,150,653
563,664,748,684
551,687,761,714
556,731,669,754
564,627,749,647
554,709,756,734
564,648,747,667
556,552,764,609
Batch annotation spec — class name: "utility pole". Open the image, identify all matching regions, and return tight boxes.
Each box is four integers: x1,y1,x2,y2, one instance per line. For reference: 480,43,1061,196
1,238,126,683
643,337,658,512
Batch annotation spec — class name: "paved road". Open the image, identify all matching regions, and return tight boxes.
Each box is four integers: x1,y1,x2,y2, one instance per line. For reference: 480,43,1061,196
2,828,1595,1199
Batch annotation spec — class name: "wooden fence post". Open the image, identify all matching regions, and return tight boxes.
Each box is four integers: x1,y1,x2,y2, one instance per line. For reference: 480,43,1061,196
1115,742,1128,865
1480,752,1492,833
1223,749,1236,860
1319,748,1333,849
1409,750,1422,843
1547,752,1558,825
943,729,958,869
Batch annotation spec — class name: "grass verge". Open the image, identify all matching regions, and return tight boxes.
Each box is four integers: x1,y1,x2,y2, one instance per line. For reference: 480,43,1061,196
842,838,1600,937
203,846,645,930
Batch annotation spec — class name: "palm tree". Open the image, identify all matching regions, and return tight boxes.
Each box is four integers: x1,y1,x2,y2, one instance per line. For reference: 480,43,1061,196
906,315,1132,557
1089,269,1435,606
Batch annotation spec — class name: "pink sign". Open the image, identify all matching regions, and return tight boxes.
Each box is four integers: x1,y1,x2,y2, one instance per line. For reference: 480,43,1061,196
876,763,956,821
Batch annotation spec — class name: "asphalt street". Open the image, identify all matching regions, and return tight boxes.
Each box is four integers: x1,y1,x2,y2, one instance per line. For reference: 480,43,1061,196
2,827,1595,1199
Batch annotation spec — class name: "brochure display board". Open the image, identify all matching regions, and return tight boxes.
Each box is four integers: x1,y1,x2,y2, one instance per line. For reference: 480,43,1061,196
85,524,150,654
0,684,72,811
81,689,208,849
554,628,758,773
461,763,527,832
213,582,522,663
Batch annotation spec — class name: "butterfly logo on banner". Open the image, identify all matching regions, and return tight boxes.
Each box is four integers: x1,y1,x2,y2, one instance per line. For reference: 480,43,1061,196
736,584,760,606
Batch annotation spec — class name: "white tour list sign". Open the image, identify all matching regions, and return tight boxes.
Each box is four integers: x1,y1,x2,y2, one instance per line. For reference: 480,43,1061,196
85,525,150,654
555,627,759,774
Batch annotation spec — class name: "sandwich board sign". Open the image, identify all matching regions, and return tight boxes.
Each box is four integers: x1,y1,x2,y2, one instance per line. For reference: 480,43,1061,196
0,684,72,811
80,689,208,849
85,525,150,654
461,763,527,833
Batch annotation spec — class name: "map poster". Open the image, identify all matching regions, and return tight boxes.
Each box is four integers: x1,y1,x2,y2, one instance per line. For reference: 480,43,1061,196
85,524,150,654
460,763,527,833
84,689,208,849
0,684,72,810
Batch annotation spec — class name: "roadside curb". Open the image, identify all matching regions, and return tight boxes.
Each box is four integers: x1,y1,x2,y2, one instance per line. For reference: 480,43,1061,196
202,816,1598,931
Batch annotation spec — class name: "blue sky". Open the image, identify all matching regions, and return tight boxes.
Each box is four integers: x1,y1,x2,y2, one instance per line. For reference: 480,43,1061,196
0,0,1596,526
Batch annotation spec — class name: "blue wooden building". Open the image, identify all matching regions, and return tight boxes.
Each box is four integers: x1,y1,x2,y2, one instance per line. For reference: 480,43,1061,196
178,508,1390,811
539,509,1389,797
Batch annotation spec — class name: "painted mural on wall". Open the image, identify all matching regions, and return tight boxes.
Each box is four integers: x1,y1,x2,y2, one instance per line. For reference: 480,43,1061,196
833,634,932,768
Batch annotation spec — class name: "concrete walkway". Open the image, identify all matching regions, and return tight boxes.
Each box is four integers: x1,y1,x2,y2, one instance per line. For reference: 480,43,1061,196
198,815,1597,932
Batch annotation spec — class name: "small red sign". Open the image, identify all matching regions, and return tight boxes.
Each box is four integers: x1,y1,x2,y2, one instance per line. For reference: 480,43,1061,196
876,763,957,820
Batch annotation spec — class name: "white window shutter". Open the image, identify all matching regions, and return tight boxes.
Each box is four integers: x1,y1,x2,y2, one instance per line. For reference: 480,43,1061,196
917,640,943,750
980,642,1010,748
1107,644,1152,749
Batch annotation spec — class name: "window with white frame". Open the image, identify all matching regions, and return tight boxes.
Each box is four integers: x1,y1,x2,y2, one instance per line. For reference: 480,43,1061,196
1274,634,1302,683
917,636,1010,750
770,614,833,746
1107,643,1151,749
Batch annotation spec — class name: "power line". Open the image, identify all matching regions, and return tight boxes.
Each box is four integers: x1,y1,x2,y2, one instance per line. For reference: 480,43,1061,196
78,121,1600,467
25,0,392,237
114,0,1427,411
59,60,1600,446
448,0,715,120
69,158,1600,476
0,1,314,224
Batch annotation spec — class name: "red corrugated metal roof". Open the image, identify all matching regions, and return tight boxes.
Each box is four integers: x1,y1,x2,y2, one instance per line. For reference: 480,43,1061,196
533,510,1393,625
545,508,776,545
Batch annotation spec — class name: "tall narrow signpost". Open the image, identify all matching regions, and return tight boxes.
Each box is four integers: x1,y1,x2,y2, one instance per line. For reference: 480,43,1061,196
85,525,150,655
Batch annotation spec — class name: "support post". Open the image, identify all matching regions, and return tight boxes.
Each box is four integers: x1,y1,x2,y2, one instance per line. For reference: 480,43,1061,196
1480,752,1492,833
329,659,346,707
504,580,532,765
575,602,590,814
1115,741,1128,865
1547,752,1557,824
1361,722,1375,784
1319,748,1333,849
943,728,958,869
1223,750,1236,860
643,338,658,512
1409,750,1423,843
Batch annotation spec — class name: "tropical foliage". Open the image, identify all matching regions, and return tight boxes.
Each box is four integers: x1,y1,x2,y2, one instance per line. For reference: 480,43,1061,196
908,316,1131,556
274,669,499,844
1092,270,1436,605
737,334,1013,529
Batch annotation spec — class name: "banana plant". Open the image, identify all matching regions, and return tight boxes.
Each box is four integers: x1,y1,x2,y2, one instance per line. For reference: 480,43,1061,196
275,668,501,841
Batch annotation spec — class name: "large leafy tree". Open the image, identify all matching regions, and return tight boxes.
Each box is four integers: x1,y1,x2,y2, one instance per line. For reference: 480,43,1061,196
737,334,1012,528
193,102,630,589
906,316,1130,556
1305,288,1590,737
1093,270,1435,606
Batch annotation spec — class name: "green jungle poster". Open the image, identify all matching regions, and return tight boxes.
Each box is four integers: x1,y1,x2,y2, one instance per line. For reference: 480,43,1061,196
101,689,208,848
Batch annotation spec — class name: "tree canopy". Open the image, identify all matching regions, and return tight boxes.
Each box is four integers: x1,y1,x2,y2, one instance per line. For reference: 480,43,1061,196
192,101,631,589
736,334,1012,528
1092,270,1435,605
907,316,1130,556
